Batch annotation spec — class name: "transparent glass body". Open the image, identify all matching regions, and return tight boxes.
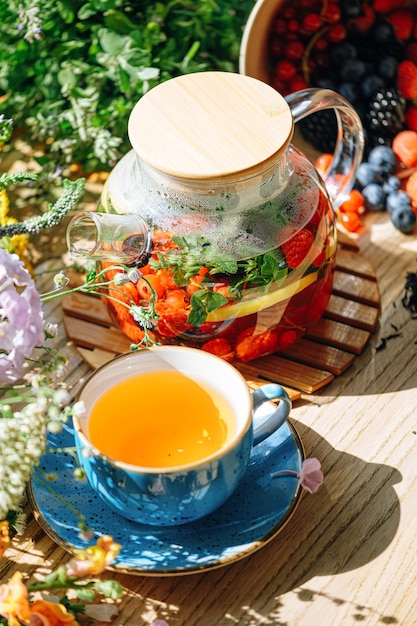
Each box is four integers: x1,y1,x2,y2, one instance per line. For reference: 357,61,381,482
72,87,364,362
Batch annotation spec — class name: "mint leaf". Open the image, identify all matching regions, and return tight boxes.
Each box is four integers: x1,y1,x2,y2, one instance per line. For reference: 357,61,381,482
188,289,228,326
187,294,208,326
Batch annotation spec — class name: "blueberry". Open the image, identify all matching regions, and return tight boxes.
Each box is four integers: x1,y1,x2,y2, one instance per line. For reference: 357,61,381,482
368,146,398,176
361,75,386,100
382,175,401,195
386,190,412,214
338,82,360,103
378,57,398,82
316,78,337,90
356,162,381,188
362,183,386,211
340,0,362,18
391,207,416,234
330,42,357,65
373,20,396,44
340,59,366,82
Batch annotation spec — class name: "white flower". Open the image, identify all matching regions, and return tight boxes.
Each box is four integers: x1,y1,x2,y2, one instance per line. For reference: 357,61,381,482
72,400,87,418
85,604,119,622
53,271,70,288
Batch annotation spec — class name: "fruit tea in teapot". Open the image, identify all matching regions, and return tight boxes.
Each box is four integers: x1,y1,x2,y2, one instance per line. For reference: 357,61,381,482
67,71,364,362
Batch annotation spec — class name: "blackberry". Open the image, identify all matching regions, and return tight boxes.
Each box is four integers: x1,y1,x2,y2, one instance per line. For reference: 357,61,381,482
298,110,337,154
367,88,407,143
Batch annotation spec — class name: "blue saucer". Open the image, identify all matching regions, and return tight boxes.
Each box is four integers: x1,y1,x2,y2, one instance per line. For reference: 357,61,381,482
28,418,304,575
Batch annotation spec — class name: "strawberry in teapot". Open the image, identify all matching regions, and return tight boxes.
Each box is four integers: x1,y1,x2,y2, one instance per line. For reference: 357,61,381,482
67,71,364,362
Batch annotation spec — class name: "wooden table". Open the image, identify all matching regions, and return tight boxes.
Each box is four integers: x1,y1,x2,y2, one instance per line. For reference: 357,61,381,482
1,211,417,626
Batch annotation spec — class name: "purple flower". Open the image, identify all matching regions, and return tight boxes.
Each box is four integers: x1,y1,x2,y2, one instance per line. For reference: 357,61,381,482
299,458,323,493
0,249,44,383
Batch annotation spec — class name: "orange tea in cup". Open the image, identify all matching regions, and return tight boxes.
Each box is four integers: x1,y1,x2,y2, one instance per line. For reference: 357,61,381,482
73,346,292,525
88,370,236,467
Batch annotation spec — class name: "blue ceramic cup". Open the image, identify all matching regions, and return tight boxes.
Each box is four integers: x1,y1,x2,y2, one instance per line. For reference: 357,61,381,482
72,346,291,526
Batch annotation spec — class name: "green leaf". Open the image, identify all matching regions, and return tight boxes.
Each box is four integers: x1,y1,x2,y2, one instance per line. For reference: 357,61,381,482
187,289,228,326
104,9,139,34
118,65,131,93
97,27,126,55
94,579,124,599
77,3,96,20
187,294,208,326
75,587,96,602
57,68,77,91
205,290,228,312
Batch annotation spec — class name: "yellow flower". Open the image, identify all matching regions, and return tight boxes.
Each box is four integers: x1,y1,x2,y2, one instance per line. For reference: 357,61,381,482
0,571,31,625
0,187,10,222
65,535,121,577
0,520,10,559
0,188,33,274
28,599,77,626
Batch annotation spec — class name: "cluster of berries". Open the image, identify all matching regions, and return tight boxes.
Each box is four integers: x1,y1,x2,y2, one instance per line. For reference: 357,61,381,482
318,137,417,234
268,0,417,155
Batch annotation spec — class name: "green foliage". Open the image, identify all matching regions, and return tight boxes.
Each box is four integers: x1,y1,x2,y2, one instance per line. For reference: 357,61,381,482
0,0,254,181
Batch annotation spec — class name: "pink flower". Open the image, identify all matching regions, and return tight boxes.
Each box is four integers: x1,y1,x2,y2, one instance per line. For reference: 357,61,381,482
271,457,324,493
299,458,323,493
0,249,44,383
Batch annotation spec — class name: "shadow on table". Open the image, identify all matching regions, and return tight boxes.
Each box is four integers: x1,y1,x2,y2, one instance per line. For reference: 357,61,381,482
118,419,402,626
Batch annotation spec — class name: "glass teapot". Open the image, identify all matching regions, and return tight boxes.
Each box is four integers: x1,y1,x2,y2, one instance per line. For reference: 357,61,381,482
67,71,364,363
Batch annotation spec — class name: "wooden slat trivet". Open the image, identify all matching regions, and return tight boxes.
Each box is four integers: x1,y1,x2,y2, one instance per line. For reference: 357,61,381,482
62,240,380,402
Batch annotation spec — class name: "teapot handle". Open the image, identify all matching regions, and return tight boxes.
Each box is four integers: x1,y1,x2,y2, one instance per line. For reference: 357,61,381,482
285,88,365,210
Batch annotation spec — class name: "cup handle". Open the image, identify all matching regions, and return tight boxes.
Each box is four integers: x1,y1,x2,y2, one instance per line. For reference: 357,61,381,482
251,383,292,446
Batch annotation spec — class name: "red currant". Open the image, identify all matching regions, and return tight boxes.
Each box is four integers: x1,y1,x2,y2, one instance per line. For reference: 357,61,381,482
284,40,305,61
314,52,330,69
322,4,341,23
282,6,296,19
273,18,287,35
299,0,320,8
303,13,323,32
339,190,365,214
339,212,361,232
314,37,328,52
289,75,309,91
269,38,284,58
275,60,297,82
271,77,289,95
327,23,347,43
288,19,300,33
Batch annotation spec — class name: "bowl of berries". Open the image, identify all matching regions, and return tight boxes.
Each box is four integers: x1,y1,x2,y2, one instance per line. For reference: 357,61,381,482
240,0,417,234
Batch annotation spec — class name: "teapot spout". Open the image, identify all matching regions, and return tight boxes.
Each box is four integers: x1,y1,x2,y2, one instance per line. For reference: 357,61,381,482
66,211,152,267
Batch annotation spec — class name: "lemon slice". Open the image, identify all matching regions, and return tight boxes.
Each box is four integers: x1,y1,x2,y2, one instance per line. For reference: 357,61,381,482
206,270,319,322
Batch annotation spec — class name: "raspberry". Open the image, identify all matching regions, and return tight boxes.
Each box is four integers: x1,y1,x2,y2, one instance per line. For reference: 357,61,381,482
396,60,417,100
386,9,414,41
405,170,417,207
392,130,417,167
282,229,314,269
236,329,279,362
201,338,234,362
405,105,417,132
405,42,417,65
350,5,376,34
373,0,406,12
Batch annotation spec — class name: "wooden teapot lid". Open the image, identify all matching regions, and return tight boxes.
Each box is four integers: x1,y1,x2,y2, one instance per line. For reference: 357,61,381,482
128,72,294,182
